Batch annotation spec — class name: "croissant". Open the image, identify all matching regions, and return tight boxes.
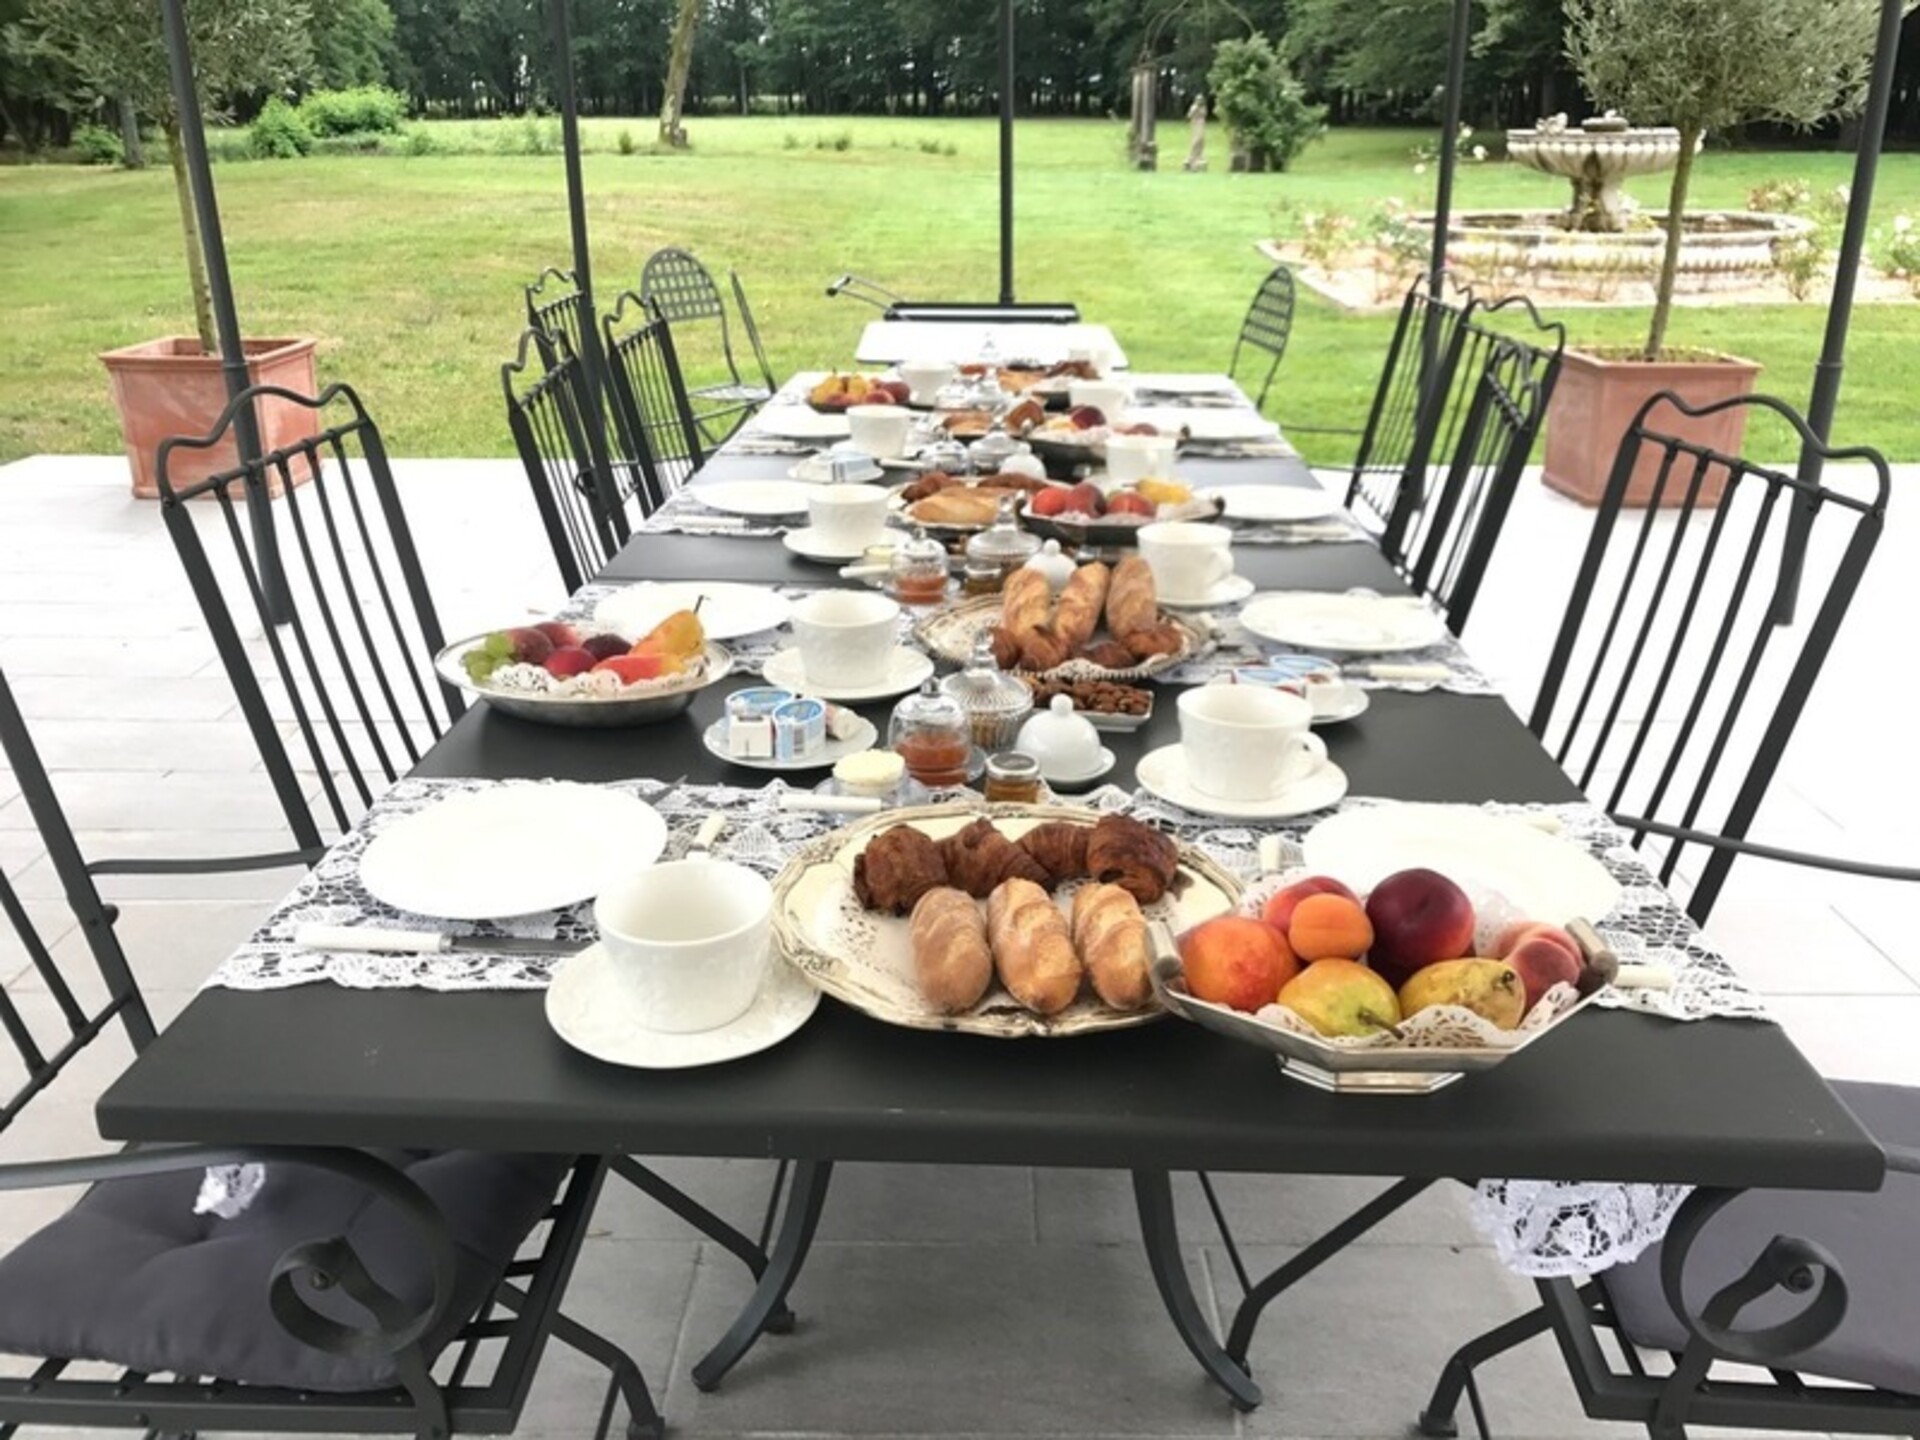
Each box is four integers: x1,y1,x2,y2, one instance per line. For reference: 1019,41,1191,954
854,826,949,915
1018,625,1076,673
911,887,995,1013
1105,554,1160,639
989,625,1023,671
1076,639,1137,670
940,817,1051,899
1018,822,1091,885
1085,813,1181,905
986,877,1082,1014
1120,621,1188,660
1072,883,1154,1010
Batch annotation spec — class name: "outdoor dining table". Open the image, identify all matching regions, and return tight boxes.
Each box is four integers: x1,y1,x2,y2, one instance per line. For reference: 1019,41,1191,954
94,379,1884,1413
854,319,1129,369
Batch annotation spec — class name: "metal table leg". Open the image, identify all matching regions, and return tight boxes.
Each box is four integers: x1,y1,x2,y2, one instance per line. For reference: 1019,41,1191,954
692,1159,834,1391
1131,1169,1264,1411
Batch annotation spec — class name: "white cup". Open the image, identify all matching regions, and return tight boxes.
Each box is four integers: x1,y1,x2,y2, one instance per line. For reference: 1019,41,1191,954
594,859,772,1032
846,404,913,460
1139,521,1235,603
807,484,889,549
790,589,900,687
1177,684,1327,800
1068,378,1131,421
899,361,956,406
1105,431,1180,485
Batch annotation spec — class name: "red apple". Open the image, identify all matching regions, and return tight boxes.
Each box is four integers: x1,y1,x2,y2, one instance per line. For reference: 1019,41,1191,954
1260,875,1361,939
1364,868,1476,988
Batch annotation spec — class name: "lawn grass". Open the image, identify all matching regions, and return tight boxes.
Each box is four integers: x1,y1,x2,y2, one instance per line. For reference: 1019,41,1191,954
5,118,1920,465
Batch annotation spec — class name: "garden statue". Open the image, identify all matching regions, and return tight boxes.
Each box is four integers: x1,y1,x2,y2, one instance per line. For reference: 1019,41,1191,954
1184,94,1209,171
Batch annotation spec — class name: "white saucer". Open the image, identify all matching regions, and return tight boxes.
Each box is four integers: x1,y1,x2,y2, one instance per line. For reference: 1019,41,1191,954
702,715,880,771
546,945,820,1070
1135,745,1348,820
1041,747,1117,791
783,527,893,564
789,457,884,485
696,480,820,517
753,408,852,442
1159,574,1256,610
1309,684,1370,726
762,646,935,702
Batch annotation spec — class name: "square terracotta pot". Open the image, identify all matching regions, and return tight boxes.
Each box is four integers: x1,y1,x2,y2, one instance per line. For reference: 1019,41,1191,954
99,336,322,500
1543,349,1762,508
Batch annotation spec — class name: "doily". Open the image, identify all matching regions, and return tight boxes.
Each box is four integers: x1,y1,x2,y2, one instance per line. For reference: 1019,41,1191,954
1471,1179,1692,1276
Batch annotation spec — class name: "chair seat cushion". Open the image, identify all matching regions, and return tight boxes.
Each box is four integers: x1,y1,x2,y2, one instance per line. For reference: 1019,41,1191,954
1604,1080,1920,1395
0,1149,569,1392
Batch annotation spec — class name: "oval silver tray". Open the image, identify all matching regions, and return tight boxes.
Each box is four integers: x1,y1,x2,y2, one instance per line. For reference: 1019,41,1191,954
436,637,734,728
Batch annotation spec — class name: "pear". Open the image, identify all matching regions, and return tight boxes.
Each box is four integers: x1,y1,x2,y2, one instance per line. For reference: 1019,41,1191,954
1276,959,1401,1038
1397,958,1525,1030
630,608,706,674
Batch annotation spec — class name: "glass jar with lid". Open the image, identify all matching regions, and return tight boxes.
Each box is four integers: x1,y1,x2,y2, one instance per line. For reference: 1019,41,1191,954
939,630,1035,753
982,751,1043,805
919,436,972,477
890,526,949,606
967,429,1023,475
887,681,974,789
962,494,1041,594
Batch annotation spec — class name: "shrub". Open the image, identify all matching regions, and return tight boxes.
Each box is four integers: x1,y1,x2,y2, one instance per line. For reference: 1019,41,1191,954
1747,177,1812,215
298,85,405,138
815,129,852,151
249,97,313,159
399,126,438,156
71,123,123,166
1772,229,1828,301
1209,36,1326,173
311,133,383,155
617,127,636,155
1298,210,1355,268
1878,216,1920,298
782,131,800,149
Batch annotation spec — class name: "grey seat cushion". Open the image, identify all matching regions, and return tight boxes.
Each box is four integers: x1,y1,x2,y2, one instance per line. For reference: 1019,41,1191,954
0,1149,570,1392
1605,1080,1919,1395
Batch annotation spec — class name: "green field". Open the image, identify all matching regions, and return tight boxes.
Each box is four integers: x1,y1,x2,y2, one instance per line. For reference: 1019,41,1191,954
5,118,1920,465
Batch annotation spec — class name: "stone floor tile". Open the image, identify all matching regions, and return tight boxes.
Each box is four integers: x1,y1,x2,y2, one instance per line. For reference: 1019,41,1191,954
663,1241,1239,1435
34,898,275,1002
1700,895,1912,997
0,630,220,678
15,718,268,773
0,768,298,832
1765,996,1920,1086
0,671,244,721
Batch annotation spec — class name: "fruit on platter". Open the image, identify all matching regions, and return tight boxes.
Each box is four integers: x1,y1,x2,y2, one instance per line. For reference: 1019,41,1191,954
580,633,632,662
807,372,889,410
1277,959,1401,1038
1181,915,1300,1013
623,608,706,676
1067,405,1106,430
1286,893,1375,963
1364,868,1476,988
592,653,668,684
1103,491,1155,518
1495,922,1584,1011
1064,482,1105,515
1026,485,1074,518
1260,875,1360,937
462,626,554,682
1133,479,1190,506
535,621,581,649
1397,958,1526,1030
543,646,596,679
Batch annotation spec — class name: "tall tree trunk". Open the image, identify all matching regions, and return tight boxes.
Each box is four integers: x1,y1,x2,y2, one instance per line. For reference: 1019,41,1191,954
658,0,699,146
117,96,145,168
164,117,218,354
1645,124,1699,361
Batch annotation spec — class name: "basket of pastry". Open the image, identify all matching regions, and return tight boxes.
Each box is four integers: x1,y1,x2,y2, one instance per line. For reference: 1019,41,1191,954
892,469,1058,532
771,803,1242,1037
915,556,1208,680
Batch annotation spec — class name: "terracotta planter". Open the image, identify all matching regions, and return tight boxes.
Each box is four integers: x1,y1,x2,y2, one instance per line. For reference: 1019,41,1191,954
99,336,321,500
1542,348,1762,508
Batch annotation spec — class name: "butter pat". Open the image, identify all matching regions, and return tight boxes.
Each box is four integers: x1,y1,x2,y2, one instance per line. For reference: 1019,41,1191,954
832,749,905,798
727,715,774,759
824,703,863,742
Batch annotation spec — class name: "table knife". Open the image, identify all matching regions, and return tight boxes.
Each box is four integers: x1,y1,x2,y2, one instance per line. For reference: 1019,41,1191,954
1345,662,1454,683
294,924,583,957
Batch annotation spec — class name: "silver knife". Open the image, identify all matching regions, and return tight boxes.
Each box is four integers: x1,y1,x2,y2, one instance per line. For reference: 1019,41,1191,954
294,924,584,957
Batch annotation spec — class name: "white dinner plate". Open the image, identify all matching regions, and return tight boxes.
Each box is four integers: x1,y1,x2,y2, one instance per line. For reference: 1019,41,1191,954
1136,746,1349,820
701,715,880,771
1240,591,1449,654
593,582,792,642
692,480,820,517
762,646,934,702
753,408,852,442
546,945,819,1069
358,784,667,920
782,527,892,564
1303,803,1623,925
1215,485,1341,524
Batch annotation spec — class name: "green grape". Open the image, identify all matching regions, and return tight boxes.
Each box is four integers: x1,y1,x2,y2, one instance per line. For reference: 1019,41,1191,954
482,630,515,659
463,649,500,682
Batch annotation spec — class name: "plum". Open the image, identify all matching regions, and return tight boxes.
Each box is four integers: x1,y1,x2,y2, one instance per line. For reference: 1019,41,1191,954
580,633,632,662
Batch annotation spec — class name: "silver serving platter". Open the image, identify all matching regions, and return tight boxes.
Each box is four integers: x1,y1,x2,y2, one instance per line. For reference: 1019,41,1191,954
436,636,733,728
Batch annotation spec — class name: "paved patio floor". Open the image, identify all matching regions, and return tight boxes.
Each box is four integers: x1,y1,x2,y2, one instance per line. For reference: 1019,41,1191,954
2,453,1916,1440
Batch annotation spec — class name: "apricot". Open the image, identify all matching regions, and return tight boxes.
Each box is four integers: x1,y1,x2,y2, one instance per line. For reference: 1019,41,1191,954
1287,893,1374,962
1262,875,1362,940
1180,916,1300,1014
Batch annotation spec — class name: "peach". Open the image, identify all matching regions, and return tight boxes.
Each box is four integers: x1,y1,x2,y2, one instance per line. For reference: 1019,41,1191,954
1260,875,1361,937
1364,868,1475,988
1506,935,1582,1013
1180,916,1300,1014
1495,921,1582,970
1287,893,1374,962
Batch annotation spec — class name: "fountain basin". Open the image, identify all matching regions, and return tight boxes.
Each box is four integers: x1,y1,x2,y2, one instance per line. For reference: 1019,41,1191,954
1420,210,1816,294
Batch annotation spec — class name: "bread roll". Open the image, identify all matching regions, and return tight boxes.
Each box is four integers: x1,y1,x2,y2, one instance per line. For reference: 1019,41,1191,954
1105,554,1159,639
985,878,1082,1014
1071,883,1154,1010
1051,562,1110,652
910,887,994,1013
1001,568,1052,652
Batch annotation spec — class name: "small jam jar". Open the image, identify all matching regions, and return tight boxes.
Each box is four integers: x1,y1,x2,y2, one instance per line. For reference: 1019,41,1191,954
982,751,1043,804
887,682,973,789
890,526,950,606
939,631,1034,752
963,495,1041,591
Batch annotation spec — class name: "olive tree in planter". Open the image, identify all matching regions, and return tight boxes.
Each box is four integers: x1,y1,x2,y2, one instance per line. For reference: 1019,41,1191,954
19,0,318,497
1208,37,1326,173
1544,0,1880,506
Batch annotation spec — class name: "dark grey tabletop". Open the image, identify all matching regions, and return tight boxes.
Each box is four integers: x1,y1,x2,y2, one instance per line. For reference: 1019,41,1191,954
97,508,1883,1193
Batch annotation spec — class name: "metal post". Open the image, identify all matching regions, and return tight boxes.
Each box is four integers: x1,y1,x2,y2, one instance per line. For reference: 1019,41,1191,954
1777,0,1903,623
1427,0,1472,295
547,0,627,537
158,0,291,623
998,0,1016,305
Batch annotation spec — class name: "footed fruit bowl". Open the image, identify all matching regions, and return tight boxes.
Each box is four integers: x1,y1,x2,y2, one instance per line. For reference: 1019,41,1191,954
436,636,733,728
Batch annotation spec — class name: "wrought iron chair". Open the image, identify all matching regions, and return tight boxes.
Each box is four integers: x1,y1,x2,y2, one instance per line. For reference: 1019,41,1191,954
1227,264,1297,411
155,383,463,851
0,665,664,1440
603,290,707,509
730,267,778,396
503,328,634,591
639,247,772,443
523,266,587,371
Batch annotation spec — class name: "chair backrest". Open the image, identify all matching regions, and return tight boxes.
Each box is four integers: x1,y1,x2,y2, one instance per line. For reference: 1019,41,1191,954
729,268,778,393
503,328,632,591
641,246,747,392
0,668,157,1130
1228,265,1297,410
1530,391,1889,924
156,383,462,850
524,266,587,370
603,290,707,507
1345,273,1478,537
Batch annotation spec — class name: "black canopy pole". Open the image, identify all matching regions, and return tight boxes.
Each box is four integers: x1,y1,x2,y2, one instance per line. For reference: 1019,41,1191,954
158,0,290,622
546,0,626,537
998,0,1015,305
1427,0,1472,296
